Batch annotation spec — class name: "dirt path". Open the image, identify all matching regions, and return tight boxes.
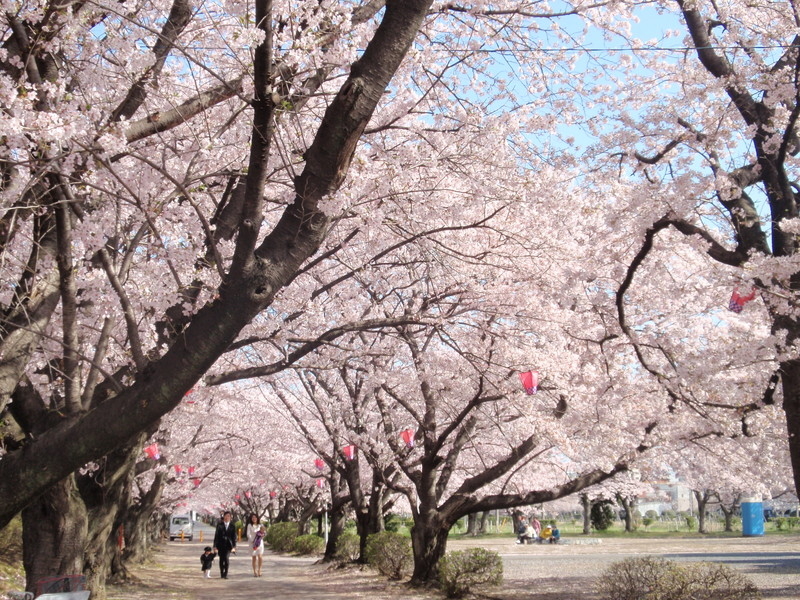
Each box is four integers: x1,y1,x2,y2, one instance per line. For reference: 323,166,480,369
108,533,800,600
107,538,436,600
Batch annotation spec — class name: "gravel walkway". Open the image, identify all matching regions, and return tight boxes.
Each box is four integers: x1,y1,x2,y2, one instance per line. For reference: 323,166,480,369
108,533,800,600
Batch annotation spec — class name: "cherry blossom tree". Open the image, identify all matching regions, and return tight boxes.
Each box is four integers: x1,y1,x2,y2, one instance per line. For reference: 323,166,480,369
1,0,797,594
583,0,800,495
0,0,443,594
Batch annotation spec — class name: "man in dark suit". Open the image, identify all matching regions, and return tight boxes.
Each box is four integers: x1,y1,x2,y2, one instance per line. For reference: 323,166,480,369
213,511,237,578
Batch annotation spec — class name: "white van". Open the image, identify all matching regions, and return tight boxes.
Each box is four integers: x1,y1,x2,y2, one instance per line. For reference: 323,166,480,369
169,514,193,541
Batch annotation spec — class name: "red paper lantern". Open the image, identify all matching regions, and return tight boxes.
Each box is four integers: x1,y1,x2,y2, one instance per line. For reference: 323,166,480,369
729,286,757,313
192,478,201,487
519,371,539,395
235,494,241,500
188,466,196,476
314,458,325,470
400,429,415,448
245,491,252,499
269,491,277,499
144,443,160,460
343,445,357,460
316,478,325,488
174,464,182,475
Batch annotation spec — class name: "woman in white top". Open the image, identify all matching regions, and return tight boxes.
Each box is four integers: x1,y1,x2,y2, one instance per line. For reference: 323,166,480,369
245,513,264,577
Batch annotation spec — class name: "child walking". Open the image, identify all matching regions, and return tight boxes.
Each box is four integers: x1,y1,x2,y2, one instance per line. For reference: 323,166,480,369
200,546,217,578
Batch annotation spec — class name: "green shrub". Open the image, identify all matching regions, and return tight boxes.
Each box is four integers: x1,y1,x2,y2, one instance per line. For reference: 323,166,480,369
591,501,616,531
293,534,325,555
685,515,698,530
645,510,659,520
642,517,654,528
334,532,361,563
438,548,503,598
384,513,401,533
596,557,761,600
774,517,787,530
364,531,412,580
265,521,299,552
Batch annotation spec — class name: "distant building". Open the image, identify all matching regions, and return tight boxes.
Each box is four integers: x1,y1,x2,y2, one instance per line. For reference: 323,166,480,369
638,479,696,515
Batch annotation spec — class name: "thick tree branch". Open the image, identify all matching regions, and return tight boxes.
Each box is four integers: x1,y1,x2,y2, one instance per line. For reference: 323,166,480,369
205,316,425,386
0,0,435,531
462,460,630,515
109,0,194,122
98,250,147,370
53,178,81,414
122,78,244,145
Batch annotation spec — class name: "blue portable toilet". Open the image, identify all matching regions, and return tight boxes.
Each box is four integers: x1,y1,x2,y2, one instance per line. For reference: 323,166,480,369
741,495,764,536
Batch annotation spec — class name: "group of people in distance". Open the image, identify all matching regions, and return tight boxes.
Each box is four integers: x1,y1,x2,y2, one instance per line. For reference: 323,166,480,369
516,516,560,545
200,511,267,579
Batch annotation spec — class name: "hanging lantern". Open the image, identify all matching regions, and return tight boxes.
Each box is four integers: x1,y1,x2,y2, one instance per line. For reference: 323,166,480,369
188,466,196,476
343,445,357,460
269,491,277,499
144,443,160,460
314,458,325,470
173,464,183,475
316,478,325,488
519,370,539,395
245,491,252,499
400,429,415,448
235,494,241,500
192,478,201,488
184,388,196,404
729,286,757,313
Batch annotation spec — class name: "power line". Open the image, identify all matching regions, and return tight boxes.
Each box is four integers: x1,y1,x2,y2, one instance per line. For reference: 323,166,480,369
438,44,799,54
149,43,800,56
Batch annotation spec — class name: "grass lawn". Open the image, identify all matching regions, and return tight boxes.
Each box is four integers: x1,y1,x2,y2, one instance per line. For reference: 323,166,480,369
446,516,800,540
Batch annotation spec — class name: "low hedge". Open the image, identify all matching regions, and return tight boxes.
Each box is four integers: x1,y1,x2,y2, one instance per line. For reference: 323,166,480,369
264,521,299,552
439,547,503,598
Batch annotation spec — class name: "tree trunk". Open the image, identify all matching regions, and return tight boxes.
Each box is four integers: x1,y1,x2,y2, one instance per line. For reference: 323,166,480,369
479,510,490,534
781,358,800,500
410,515,451,584
617,494,635,533
323,506,346,561
22,475,88,594
694,490,711,534
466,513,478,536
355,477,389,563
79,443,143,600
580,494,591,535
720,505,734,532
355,508,370,564
121,471,166,564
